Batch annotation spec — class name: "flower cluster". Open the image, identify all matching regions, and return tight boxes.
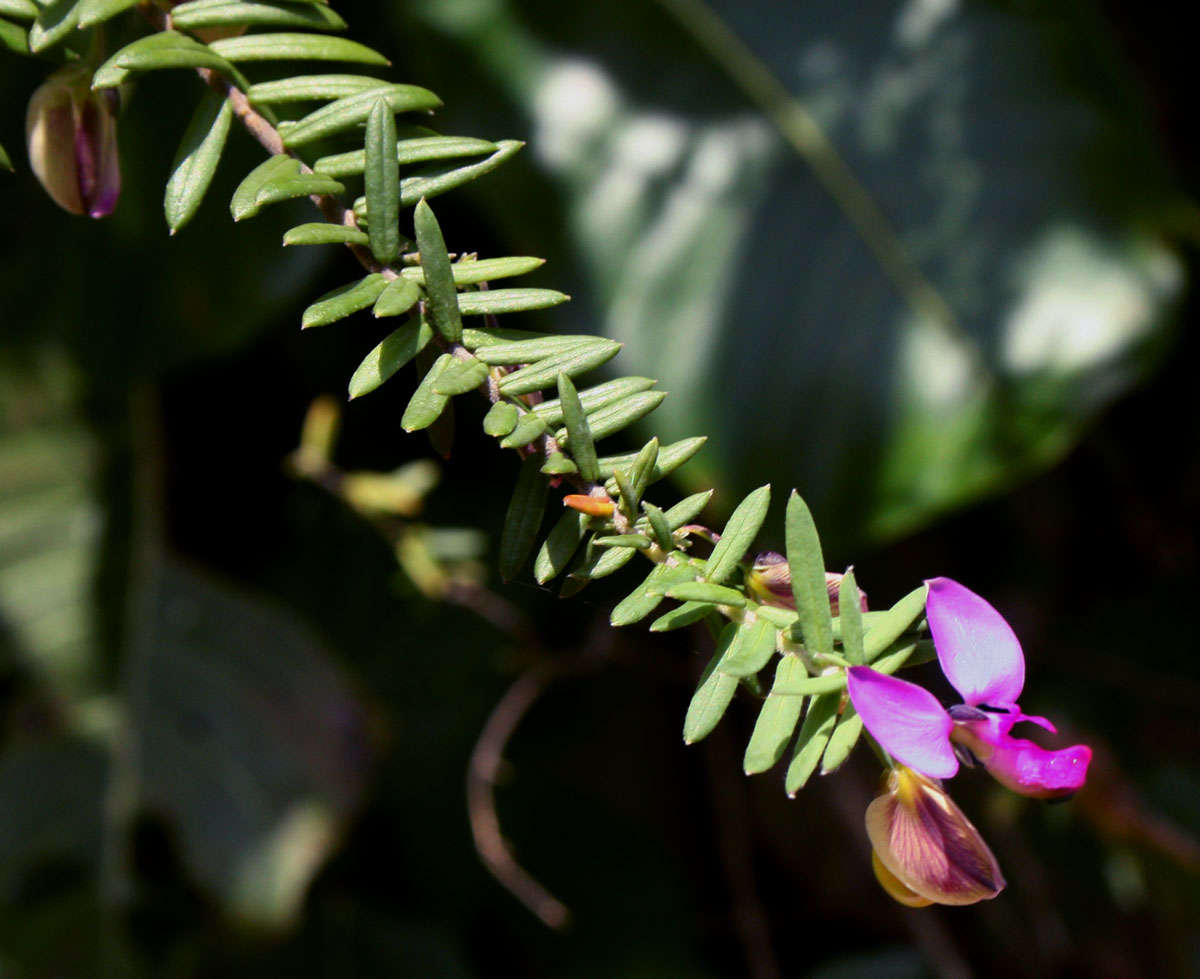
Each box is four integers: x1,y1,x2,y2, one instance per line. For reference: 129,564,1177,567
847,577,1091,906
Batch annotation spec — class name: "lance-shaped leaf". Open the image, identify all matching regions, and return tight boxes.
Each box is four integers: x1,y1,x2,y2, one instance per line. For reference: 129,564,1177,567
279,84,441,148
315,135,497,177
614,439,658,521
0,0,35,18
474,335,596,366
772,671,846,696
401,354,449,432
705,484,770,585
864,585,928,660
372,277,420,318
398,140,523,207
838,569,865,666
171,0,347,31
283,223,370,247
650,600,712,633
533,509,587,584
642,501,673,551
598,436,706,482
363,98,401,264
230,154,296,218
785,491,833,656
786,693,840,795
559,391,665,445
663,490,713,529
404,256,544,288
820,707,864,775
246,172,345,218
165,90,233,233
610,561,697,627
541,453,576,475
498,413,546,449
499,456,549,581
556,373,599,481
348,314,432,399
302,275,386,329
248,73,388,105
684,626,739,744
595,534,652,549
719,616,777,677
93,30,242,88
209,32,388,64
871,640,932,676
568,540,637,582
432,354,488,396
744,656,808,774
0,19,28,53
497,340,622,396
27,0,77,52
413,198,462,344
454,288,569,316
76,0,134,24
665,582,746,608
481,402,518,438
531,376,656,428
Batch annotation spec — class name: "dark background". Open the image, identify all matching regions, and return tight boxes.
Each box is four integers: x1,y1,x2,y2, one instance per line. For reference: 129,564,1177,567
0,0,1198,976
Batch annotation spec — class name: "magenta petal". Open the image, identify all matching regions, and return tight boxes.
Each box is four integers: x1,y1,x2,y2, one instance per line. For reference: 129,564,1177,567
925,577,1024,706
847,667,957,779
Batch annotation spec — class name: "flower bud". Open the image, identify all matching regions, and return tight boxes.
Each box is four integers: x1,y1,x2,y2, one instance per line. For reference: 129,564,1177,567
26,63,121,218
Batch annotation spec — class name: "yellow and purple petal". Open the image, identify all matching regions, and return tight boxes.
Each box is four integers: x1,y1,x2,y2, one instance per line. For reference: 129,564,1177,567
866,767,1005,906
847,667,958,779
925,577,1024,707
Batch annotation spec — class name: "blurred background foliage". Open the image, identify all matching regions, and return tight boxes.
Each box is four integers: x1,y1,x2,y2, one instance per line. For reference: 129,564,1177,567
0,0,1198,976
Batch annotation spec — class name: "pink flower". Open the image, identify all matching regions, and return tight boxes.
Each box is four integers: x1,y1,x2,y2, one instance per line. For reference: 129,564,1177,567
847,577,1091,799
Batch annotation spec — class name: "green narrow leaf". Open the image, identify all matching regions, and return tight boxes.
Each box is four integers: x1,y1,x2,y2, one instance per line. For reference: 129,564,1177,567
432,355,488,396
863,585,929,660
498,413,546,450
426,391,455,458
612,468,638,523
705,485,771,585
872,640,932,676
541,453,576,476
785,491,834,657
171,0,347,31
556,373,599,482
785,693,839,796
838,569,865,666
398,140,523,207
497,340,622,397
499,456,549,582
413,198,462,344
596,438,702,483
570,541,637,581
650,600,713,633
0,141,12,171
756,606,798,630
314,135,497,177
406,256,545,289
683,625,739,744
283,222,370,247
279,84,442,148
247,73,388,105
533,509,587,585
454,288,569,316
663,490,713,530
245,173,345,220
92,31,242,88
595,534,652,548
567,392,667,449
364,98,401,264
820,708,864,775
348,314,432,399
400,353,449,432
76,0,136,26
719,616,778,677
482,402,518,438
771,672,846,696
0,0,36,20
610,561,695,627
474,335,597,366
28,0,79,53
372,278,420,318
230,154,298,219
0,18,27,53
165,90,233,233
664,582,745,607
530,377,656,428
302,274,387,329
642,502,673,551
743,656,808,775
209,32,388,64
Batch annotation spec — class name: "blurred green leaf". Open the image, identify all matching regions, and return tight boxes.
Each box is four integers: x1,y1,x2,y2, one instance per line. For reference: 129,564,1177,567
401,353,450,431
348,313,432,398
664,581,744,607
165,90,234,233
76,0,135,26
0,17,27,52
0,140,11,171
28,0,79,53
533,508,586,584
0,0,37,19
499,455,549,581
642,500,672,550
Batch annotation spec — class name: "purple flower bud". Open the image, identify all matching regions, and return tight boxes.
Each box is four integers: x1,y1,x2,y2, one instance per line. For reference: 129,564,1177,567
746,553,869,615
26,63,121,218
866,766,1005,907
